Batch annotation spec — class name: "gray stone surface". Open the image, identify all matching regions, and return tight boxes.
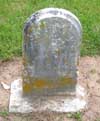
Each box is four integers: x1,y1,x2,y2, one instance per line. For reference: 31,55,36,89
9,8,85,113
22,8,82,95
9,78,86,113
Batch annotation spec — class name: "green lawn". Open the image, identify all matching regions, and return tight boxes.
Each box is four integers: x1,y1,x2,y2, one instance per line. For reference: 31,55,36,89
0,0,100,60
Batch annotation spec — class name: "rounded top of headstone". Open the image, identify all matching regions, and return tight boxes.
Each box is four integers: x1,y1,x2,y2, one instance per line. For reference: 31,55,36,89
23,8,82,90
24,8,82,38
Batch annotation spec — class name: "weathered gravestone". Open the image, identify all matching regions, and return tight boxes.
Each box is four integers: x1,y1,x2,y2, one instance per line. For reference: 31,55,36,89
9,8,86,113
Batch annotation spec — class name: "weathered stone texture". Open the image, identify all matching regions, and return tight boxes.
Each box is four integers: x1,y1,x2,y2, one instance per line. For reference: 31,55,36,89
23,8,82,95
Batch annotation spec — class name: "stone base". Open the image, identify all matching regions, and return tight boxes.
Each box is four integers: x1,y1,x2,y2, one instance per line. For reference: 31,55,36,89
9,79,86,113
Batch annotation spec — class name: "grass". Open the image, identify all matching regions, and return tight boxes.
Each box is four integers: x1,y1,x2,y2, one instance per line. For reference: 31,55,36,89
0,0,100,60
96,118,100,121
67,112,82,121
0,111,9,117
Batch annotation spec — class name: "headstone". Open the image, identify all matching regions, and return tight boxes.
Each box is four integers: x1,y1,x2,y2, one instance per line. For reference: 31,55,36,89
9,8,86,113
22,8,82,96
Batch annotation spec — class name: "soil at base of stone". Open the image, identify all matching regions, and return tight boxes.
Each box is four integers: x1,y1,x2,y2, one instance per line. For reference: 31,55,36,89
0,56,100,121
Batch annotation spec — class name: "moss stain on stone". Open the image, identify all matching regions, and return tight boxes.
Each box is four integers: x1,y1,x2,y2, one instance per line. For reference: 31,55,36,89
32,79,48,88
23,83,32,93
39,21,46,29
23,76,76,93
59,77,76,85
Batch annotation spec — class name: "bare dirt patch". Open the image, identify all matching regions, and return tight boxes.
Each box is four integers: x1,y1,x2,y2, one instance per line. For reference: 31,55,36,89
0,56,100,121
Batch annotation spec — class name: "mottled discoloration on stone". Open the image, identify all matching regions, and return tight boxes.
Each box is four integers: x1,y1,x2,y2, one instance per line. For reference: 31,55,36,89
23,8,82,95
9,79,86,113
23,77,76,94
